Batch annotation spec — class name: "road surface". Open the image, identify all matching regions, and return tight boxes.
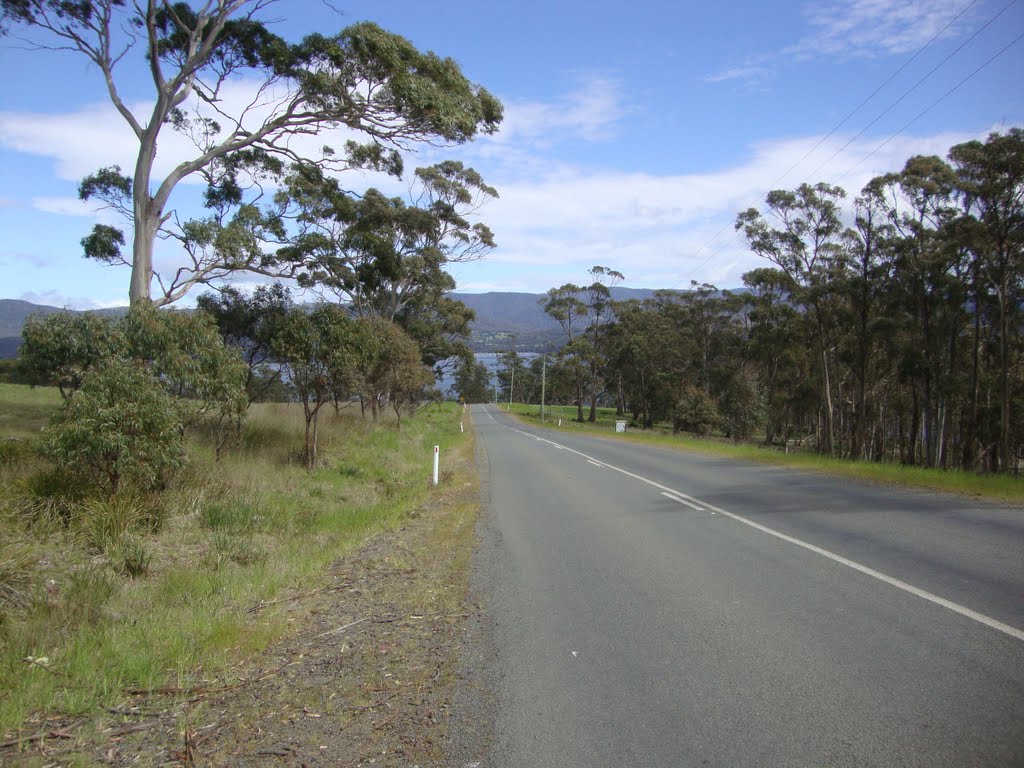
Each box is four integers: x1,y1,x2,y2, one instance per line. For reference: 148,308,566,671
468,404,1024,767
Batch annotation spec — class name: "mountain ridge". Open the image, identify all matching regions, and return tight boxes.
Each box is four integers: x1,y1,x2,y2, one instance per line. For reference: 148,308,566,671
0,287,707,357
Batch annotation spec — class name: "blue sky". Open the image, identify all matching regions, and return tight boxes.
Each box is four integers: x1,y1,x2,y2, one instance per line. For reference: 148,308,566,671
1,0,1022,309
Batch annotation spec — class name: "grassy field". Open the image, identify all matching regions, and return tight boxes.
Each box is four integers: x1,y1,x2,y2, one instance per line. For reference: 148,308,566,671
504,402,1024,502
0,383,472,745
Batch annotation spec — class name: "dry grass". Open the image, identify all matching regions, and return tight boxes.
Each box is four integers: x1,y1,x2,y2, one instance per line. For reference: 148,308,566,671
0,385,469,755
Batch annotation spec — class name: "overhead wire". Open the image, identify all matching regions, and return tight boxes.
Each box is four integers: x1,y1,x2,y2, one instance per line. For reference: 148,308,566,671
666,0,1015,291
833,28,1024,185
799,0,1017,185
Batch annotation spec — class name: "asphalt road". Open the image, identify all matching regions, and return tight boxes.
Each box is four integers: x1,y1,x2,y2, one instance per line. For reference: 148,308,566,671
469,404,1024,768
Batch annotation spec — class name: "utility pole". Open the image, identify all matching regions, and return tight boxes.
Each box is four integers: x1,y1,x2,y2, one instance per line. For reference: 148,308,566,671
509,363,514,410
541,355,547,422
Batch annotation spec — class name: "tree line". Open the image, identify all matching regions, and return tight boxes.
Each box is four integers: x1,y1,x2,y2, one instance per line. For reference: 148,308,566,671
474,129,1023,474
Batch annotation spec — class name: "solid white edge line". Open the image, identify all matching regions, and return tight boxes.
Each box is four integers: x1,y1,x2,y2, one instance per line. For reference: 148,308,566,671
661,491,704,511
508,426,1024,643
587,460,604,468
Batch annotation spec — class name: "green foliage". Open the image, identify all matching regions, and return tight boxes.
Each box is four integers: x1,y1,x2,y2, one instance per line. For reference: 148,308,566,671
272,304,361,468
719,372,766,442
0,358,33,385
453,356,492,403
20,306,248,466
0,3,503,306
197,283,292,404
74,494,163,553
360,318,433,425
80,224,127,264
18,311,123,398
673,384,720,438
41,361,186,495
283,160,493,378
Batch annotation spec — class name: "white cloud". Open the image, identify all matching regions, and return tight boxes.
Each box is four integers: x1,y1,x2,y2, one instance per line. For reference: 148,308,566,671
0,76,395,188
706,0,974,86
488,77,626,146
789,0,971,59
33,196,101,217
459,128,987,293
16,289,126,311
704,64,775,85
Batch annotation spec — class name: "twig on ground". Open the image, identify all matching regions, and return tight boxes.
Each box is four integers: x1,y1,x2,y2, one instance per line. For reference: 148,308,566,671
315,617,368,639
248,582,354,613
345,692,398,711
0,729,74,751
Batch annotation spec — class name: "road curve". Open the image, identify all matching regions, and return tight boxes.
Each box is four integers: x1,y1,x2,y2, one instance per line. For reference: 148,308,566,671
468,404,1024,768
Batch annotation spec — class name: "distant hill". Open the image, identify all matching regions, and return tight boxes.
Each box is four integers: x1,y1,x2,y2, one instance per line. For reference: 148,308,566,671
452,287,666,352
0,287,719,358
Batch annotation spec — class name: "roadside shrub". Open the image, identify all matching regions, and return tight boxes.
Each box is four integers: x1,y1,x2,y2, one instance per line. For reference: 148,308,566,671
673,384,720,437
20,306,248,461
40,362,186,495
719,372,766,442
18,311,123,398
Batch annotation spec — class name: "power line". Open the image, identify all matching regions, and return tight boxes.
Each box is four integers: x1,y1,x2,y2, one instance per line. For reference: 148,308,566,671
667,0,1006,291
772,0,981,190
833,27,1024,185
800,0,1017,185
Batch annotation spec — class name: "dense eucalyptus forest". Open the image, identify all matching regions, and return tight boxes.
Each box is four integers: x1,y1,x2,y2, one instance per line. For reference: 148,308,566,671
487,129,1023,473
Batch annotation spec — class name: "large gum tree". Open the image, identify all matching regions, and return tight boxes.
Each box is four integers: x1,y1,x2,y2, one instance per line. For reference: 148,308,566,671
0,0,502,306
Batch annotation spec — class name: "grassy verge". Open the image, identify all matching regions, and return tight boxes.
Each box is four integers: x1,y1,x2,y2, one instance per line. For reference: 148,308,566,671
503,401,1024,503
0,383,469,749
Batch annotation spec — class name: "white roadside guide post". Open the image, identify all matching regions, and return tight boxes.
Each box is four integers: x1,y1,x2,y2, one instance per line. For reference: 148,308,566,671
432,445,440,486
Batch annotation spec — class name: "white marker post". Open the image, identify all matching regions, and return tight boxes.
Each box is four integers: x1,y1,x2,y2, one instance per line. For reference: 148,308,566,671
432,445,440,486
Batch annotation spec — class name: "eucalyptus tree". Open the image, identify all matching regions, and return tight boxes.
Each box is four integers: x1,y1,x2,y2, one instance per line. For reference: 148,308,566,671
873,156,965,468
452,356,492,404
196,282,292,404
0,1,501,306
282,160,495,376
354,317,432,427
843,180,894,460
605,298,685,428
289,162,497,320
581,266,624,421
736,182,849,456
272,304,360,469
541,283,588,421
949,129,1024,471
741,268,805,446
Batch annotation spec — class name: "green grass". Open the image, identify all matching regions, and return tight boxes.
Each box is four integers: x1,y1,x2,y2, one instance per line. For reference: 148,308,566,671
0,383,60,440
505,402,1024,502
0,386,470,738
